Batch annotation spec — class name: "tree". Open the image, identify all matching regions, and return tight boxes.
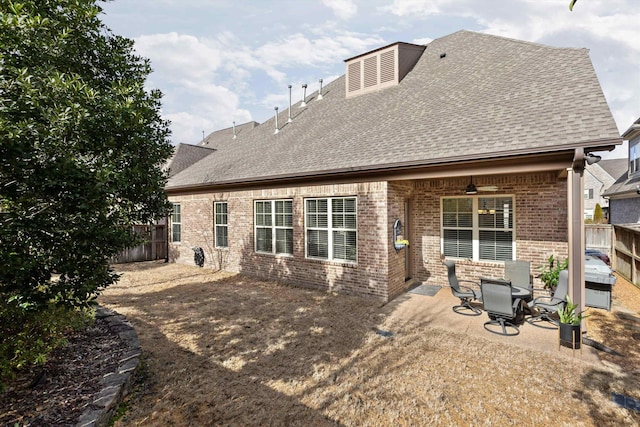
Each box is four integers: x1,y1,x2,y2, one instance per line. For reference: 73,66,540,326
593,203,604,223
0,0,173,311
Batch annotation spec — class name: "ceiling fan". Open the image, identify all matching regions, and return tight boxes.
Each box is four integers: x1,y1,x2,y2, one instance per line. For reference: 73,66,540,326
465,176,498,194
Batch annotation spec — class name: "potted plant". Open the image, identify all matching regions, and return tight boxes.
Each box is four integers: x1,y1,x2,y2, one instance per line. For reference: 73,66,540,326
557,294,589,350
539,255,568,292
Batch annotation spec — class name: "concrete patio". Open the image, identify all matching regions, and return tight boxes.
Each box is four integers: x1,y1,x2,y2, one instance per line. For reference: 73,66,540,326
382,284,602,364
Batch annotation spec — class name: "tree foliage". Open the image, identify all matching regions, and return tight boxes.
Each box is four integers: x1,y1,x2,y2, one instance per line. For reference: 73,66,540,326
0,0,173,310
593,203,604,223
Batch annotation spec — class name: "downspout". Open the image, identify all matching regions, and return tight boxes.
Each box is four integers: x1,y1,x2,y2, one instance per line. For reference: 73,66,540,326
569,148,586,328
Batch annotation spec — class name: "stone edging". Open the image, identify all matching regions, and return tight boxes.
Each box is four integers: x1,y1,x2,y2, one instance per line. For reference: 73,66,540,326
76,307,142,427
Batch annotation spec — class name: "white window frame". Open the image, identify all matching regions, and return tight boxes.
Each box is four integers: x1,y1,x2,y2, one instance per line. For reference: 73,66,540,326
304,197,357,263
440,195,515,262
214,201,228,248
584,188,594,200
630,142,640,175
254,199,294,255
171,203,181,243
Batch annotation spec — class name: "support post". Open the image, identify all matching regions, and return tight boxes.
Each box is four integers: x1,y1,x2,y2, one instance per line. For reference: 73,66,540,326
568,149,586,329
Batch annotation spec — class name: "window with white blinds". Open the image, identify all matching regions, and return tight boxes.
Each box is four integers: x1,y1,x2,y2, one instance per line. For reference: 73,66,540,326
214,202,228,248
171,203,181,243
442,196,514,261
255,199,293,255
305,197,357,262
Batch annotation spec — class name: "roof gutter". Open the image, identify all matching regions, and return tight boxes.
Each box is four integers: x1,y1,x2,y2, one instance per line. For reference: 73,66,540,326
166,138,621,194
622,122,640,140
165,152,563,194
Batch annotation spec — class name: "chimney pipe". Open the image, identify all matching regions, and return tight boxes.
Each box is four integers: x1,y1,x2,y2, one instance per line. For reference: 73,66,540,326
318,79,324,100
288,85,292,123
300,83,307,108
274,106,279,134
232,121,236,139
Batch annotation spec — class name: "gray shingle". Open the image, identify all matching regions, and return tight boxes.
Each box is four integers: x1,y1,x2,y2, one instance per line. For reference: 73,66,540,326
164,143,216,177
168,30,620,190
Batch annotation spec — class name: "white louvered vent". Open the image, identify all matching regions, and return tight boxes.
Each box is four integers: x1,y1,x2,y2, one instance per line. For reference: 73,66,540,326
347,62,361,93
363,56,377,88
380,50,395,83
344,42,425,98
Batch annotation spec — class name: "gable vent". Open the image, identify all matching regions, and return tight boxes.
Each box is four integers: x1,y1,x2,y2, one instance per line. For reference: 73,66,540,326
380,50,395,83
348,62,361,92
345,42,425,98
363,56,377,88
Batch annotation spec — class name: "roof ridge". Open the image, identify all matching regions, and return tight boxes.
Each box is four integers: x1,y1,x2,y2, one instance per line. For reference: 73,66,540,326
443,29,587,52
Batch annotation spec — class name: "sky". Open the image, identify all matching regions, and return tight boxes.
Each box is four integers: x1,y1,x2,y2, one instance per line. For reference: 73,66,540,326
99,0,639,159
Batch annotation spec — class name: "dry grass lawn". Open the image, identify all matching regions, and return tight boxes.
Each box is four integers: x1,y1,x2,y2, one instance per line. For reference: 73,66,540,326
100,262,640,426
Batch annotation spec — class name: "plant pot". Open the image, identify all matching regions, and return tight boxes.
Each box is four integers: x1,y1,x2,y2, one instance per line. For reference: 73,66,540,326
559,322,581,349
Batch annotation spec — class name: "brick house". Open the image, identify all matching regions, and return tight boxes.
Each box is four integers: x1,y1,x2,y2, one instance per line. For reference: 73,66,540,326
165,31,621,304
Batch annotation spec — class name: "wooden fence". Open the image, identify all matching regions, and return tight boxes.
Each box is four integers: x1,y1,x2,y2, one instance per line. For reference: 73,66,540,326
612,224,640,286
111,224,167,263
585,224,612,255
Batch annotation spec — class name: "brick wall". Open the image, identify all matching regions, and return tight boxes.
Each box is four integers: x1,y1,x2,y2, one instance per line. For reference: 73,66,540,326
168,182,391,300
168,172,570,302
408,172,569,288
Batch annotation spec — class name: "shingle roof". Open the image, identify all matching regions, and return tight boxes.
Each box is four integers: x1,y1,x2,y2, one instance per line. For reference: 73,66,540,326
597,158,627,181
164,143,216,177
167,30,621,190
602,169,639,197
200,121,259,149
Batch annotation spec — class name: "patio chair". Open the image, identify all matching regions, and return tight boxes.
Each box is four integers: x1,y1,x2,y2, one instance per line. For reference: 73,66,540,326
504,260,532,290
443,259,482,316
526,269,568,329
480,277,522,336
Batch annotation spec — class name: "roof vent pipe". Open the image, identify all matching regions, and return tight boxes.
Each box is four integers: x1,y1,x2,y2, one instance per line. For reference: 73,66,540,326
288,85,292,123
318,79,324,100
300,83,307,108
232,121,236,139
274,107,279,134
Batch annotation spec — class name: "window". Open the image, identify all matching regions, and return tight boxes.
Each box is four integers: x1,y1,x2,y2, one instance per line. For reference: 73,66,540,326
255,200,293,255
305,197,357,262
442,196,514,261
214,202,228,248
630,143,640,175
584,188,594,199
171,203,181,242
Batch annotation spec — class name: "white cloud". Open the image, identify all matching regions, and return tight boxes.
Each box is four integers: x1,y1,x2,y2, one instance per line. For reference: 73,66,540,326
135,33,222,81
103,0,638,152
380,0,449,16
166,106,252,145
412,37,433,45
241,31,385,71
322,0,357,20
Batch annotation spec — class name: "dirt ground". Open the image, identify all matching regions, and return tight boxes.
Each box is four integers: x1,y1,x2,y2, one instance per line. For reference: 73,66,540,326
100,262,640,426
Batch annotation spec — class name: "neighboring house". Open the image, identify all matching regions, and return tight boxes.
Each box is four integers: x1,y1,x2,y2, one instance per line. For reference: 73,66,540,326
584,159,627,220
603,117,640,224
165,30,621,302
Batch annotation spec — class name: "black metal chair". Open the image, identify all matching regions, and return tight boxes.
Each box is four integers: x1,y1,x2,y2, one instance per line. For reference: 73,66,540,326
480,277,522,336
526,269,568,329
443,260,482,316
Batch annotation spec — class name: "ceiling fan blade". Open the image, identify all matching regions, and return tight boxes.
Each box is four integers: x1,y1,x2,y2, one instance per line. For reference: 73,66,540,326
477,186,499,191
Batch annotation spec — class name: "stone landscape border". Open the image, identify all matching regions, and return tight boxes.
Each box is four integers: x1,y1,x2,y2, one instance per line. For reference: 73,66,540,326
76,307,141,427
